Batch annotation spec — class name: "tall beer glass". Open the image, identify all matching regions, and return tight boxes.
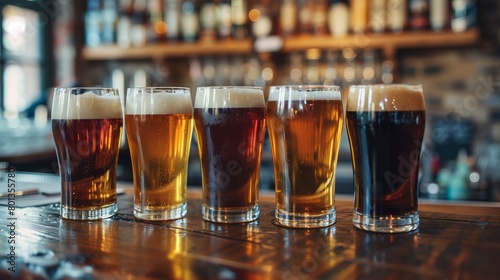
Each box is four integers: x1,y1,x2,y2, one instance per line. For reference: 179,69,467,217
194,86,266,223
346,84,426,233
52,88,123,220
125,87,193,221
267,85,344,228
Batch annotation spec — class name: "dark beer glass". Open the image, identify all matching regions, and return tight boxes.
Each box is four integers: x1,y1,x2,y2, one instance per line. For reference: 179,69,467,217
267,85,344,228
194,86,266,223
346,84,426,233
52,88,123,220
126,87,193,221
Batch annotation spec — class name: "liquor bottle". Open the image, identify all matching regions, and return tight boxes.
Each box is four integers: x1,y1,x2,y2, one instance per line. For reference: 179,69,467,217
350,0,367,34
369,0,385,34
85,0,101,47
130,0,148,47
147,0,165,42
298,0,313,35
250,0,274,38
164,0,181,41
181,0,199,42
101,0,117,45
430,0,449,31
231,0,248,39
199,0,218,41
387,0,406,33
324,50,340,86
279,0,298,37
311,0,328,35
217,0,232,39
328,0,349,38
451,0,476,33
409,0,429,31
361,48,376,84
117,0,133,48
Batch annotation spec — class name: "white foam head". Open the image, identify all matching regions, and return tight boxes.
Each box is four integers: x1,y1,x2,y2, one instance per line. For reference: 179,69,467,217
268,85,341,101
347,84,425,112
51,88,122,120
126,88,193,115
194,87,265,109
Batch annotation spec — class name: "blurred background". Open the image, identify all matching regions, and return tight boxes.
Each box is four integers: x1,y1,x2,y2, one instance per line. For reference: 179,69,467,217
0,0,499,203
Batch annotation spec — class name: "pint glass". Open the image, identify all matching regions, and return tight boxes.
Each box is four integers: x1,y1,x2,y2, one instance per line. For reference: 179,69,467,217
267,85,344,228
125,87,193,220
346,84,426,233
194,86,266,223
52,88,123,220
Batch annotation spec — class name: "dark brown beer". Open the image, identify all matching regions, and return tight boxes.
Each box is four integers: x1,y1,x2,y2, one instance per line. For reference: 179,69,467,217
346,110,425,216
194,107,266,210
52,118,123,209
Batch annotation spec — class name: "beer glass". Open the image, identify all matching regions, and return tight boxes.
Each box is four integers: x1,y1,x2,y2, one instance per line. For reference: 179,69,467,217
125,87,193,221
346,84,426,233
194,86,266,223
267,85,344,228
52,87,123,220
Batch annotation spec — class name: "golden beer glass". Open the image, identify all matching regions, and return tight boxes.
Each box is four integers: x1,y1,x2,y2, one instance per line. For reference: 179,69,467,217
346,84,426,233
125,87,193,220
194,86,267,223
267,85,344,228
52,87,123,220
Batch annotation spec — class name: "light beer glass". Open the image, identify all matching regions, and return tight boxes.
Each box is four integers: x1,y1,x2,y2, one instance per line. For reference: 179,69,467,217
52,87,123,220
125,87,193,220
194,86,266,223
267,85,344,228
346,84,426,233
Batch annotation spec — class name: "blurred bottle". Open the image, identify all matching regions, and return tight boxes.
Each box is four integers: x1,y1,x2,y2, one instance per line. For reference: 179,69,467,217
342,47,357,85
409,0,429,31
148,0,166,42
289,52,304,84
451,0,476,33
369,0,385,34
101,0,117,45
350,0,367,34
361,48,376,84
298,0,314,34
181,0,199,42
324,50,341,86
164,0,181,41
199,0,218,41
249,0,274,38
85,0,102,47
231,0,248,39
381,60,394,84
386,0,406,33
447,149,470,200
279,0,298,37
117,0,133,48
430,0,449,31
130,0,148,47
311,0,328,35
217,0,232,39
328,0,349,38
304,48,321,84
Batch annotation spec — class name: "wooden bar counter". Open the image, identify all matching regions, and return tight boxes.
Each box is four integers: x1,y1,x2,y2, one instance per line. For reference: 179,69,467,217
1,183,500,279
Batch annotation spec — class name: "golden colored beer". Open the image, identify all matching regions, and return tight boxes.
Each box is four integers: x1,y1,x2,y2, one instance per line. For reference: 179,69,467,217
267,85,343,228
51,88,123,220
346,84,426,233
125,87,193,220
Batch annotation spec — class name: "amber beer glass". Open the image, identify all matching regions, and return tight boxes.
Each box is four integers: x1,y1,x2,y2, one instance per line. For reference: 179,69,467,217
346,84,426,233
125,87,193,220
194,86,266,223
51,88,123,220
267,85,344,228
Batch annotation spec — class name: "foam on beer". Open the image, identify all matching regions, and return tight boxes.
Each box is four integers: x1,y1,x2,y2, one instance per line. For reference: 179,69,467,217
52,91,122,120
194,87,265,108
347,84,425,112
268,87,342,101
126,90,193,115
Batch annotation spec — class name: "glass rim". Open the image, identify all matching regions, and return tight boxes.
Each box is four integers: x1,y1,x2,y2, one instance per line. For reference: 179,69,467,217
349,84,422,90
196,86,263,90
270,85,340,91
54,87,119,91
127,86,191,91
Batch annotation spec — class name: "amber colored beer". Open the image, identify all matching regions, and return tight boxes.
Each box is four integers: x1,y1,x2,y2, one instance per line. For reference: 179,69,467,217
51,88,123,220
346,84,426,233
194,87,266,223
267,85,343,228
125,88,193,221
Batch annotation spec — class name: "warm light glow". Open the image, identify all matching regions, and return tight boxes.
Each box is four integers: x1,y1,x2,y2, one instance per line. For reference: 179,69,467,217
249,9,261,22
155,21,167,35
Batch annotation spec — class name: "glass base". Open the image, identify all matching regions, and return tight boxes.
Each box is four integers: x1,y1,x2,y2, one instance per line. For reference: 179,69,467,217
134,202,187,221
353,210,419,233
274,208,336,228
61,203,117,220
202,204,259,223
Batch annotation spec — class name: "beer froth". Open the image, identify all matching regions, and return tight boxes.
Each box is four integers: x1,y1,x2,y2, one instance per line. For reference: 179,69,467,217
268,88,341,101
194,87,265,109
52,91,122,120
347,84,425,112
126,90,192,115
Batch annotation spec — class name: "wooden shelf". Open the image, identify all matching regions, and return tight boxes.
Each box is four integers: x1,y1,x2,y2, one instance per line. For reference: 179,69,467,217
82,28,479,61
